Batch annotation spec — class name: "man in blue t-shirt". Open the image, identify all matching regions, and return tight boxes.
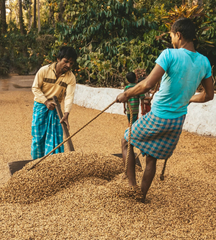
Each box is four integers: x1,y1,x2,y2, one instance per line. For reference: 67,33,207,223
116,18,214,203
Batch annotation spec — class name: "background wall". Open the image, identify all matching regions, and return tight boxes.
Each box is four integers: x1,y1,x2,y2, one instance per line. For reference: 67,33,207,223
73,84,216,137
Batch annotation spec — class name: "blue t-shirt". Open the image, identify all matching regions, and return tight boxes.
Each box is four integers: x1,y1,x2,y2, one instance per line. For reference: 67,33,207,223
151,48,212,119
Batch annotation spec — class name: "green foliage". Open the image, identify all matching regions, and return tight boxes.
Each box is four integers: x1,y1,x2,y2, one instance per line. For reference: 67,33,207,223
46,0,216,87
63,0,87,23
50,0,158,86
134,0,183,12
75,29,163,87
3,0,216,85
54,0,155,47
0,57,10,76
203,0,216,11
158,4,216,74
160,5,216,46
0,29,55,75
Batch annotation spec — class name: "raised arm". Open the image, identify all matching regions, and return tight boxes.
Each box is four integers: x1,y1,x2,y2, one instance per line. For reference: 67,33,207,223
116,64,164,103
189,77,214,103
60,74,76,129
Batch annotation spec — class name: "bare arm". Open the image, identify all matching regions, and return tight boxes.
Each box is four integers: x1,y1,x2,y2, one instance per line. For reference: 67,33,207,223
62,74,76,129
116,64,164,103
189,77,214,103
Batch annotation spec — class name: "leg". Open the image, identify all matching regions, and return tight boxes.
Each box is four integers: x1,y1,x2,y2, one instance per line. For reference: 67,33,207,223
31,102,48,160
160,158,168,181
45,108,64,155
141,155,157,202
121,137,137,186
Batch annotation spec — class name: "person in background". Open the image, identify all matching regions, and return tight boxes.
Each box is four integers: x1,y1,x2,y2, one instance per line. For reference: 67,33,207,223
116,18,214,203
31,46,77,160
123,72,145,126
137,76,152,115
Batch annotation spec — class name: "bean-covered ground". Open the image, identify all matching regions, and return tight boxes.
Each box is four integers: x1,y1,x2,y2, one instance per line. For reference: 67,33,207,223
0,84,215,239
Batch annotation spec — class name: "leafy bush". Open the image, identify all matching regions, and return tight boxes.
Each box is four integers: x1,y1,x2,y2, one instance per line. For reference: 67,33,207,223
49,0,159,87
158,4,216,77
0,29,55,75
4,0,216,87
0,35,10,76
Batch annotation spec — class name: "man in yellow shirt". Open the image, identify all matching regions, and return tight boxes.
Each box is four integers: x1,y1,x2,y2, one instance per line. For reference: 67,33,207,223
31,46,77,159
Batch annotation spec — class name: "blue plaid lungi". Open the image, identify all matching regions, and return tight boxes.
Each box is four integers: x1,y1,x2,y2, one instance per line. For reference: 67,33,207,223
31,101,64,160
124,111,185,159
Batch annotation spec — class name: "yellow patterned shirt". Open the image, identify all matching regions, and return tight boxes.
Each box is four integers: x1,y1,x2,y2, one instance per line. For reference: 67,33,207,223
32,62,76,113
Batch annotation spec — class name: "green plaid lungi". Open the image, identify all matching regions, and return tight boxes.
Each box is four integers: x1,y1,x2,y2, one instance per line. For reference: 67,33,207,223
124,111,185,159
31,101,64,160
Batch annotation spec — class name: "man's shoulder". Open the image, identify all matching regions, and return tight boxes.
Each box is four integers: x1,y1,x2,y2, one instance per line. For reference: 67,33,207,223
195,51,209,61
37,63,54,73
65,70,75,79
125,83,136,89
163,48,182,56
157,48,173,61
159,48,203,60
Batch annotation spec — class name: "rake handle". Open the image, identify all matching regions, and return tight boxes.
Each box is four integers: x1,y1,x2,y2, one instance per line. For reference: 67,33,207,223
52,96,75,151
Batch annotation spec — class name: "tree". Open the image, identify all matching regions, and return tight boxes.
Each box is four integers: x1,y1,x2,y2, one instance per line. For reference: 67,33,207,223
18,0,25,34
37,0,41,32
33,0,36,28
0,0,7,34
23,0,33,30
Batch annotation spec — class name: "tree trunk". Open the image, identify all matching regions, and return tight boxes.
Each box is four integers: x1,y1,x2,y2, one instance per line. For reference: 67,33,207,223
28,1,32,30
33,0,36,28
18,0,25,34
14,2,19,25
37,0,41,32
0,0,7,34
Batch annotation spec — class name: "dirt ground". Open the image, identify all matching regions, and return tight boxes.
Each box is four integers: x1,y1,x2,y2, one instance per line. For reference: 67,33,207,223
0,82,215,239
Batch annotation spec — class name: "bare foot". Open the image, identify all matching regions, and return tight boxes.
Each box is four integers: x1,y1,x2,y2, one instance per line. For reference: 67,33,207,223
141,193,150,203
141,197,146,203
128,178,137,187
132,185,140,192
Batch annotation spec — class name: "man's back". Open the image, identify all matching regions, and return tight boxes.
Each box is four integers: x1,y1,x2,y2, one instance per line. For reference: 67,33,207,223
151,48,212,119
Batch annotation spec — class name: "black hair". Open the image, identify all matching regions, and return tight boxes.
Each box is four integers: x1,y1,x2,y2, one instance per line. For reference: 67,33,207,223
126,72,136,83
57,46,78,62
137,76,145,83
171,18,196,42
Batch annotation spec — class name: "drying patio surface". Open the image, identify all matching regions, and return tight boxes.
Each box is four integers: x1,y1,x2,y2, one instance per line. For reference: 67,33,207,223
0,88,215,239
